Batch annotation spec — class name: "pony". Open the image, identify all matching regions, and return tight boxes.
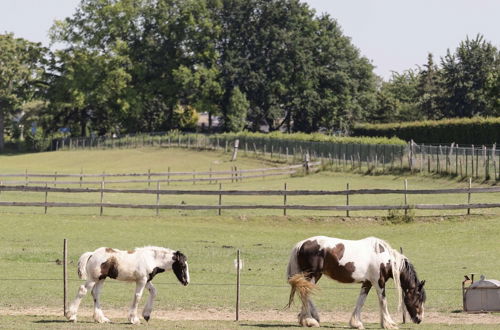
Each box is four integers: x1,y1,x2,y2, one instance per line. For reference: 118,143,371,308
286,236,426,329
65,246,189,324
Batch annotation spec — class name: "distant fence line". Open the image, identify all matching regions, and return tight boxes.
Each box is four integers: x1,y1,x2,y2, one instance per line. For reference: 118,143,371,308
51,133,499,181
0,163,319,186
1,181,499,216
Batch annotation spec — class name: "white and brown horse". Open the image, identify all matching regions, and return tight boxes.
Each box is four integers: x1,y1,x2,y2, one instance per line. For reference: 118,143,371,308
65,246,189,324
287,236,426,329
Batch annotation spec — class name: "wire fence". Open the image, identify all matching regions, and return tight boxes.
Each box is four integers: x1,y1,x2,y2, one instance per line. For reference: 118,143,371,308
51,133,499,181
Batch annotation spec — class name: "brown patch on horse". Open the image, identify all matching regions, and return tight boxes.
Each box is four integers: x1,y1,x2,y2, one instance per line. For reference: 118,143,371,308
297,240,324,281
378,262,393,296
148,267,165,282
105,248,117,253
99,256,119,280
375,243,385,253
127,250,135,254
323,244,356,283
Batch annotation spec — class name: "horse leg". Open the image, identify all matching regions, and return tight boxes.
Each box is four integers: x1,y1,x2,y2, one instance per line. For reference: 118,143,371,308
298,276,320,327
349,281,372,329
129,278,147,324
142,282,157,322
374,282,398,329
91,279,110,323
65,280,95,322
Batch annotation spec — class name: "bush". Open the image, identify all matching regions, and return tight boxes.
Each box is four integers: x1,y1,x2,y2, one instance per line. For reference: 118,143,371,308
353,117,500,145
24,130,50,152
214,131,406,145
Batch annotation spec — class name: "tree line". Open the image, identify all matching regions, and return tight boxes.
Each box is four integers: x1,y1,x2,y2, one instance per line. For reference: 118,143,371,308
1,0,499,152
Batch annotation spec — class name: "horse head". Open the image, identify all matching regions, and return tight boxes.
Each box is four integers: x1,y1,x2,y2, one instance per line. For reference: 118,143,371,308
172,251,190,286
401,260,426,324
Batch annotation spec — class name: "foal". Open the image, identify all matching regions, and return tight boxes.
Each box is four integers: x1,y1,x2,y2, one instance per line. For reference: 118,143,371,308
65,246,189,324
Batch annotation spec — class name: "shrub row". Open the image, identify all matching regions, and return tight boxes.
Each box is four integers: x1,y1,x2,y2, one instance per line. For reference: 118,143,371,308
352,117,500,145
214,131,406,145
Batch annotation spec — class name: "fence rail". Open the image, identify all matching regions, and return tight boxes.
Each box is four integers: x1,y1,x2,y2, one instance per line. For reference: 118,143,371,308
1,183,499,216
0,163,319,186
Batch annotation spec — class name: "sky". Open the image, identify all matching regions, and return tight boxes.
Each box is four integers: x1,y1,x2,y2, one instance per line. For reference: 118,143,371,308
1,0,499,80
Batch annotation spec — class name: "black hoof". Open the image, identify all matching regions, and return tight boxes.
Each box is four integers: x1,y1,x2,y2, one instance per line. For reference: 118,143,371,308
144,316,150,322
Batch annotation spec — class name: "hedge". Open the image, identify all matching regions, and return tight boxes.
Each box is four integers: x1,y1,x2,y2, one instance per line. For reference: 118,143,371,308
352,117,500,145
215,131,406,145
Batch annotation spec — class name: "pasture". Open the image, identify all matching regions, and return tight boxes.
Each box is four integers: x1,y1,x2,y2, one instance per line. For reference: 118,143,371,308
0,147,499,328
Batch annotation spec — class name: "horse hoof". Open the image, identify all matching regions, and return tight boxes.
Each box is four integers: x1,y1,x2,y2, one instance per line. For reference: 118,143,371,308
144,315,150,322
302,317,320,327
65,312,75,321
129,316,141,325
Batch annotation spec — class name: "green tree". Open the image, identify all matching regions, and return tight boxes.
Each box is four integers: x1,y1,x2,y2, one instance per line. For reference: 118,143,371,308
224,87,249,132
45,42,131,136
440,35,500,117
417,53,443,119
0,34,46,151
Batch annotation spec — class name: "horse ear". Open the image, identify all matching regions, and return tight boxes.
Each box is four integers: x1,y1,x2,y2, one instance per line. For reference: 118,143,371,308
419,280,426,288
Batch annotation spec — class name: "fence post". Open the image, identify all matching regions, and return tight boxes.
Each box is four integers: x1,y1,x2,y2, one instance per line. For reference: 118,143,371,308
63,238,68,317
283,183,287,216
156,181,160,216
218,183,222,216
236,249,241,322
100,176,104,216
346,183,350,218
44,184,48,214
304,153,310,174
209,167,212,184
193,170,196,185
148,169,151,188
80,169,83,188
167,167,171,186
404,179,408,216
467,178,472,215
231,139,239,161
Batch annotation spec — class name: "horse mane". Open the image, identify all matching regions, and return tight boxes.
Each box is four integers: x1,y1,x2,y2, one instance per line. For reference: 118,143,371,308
374,238,405,312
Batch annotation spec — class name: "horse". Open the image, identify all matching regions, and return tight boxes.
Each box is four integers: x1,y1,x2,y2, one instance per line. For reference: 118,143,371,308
286,236,426,329
65,246,189,324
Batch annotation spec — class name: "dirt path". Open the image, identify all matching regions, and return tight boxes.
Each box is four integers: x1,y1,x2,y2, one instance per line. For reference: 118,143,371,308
1,307,499,325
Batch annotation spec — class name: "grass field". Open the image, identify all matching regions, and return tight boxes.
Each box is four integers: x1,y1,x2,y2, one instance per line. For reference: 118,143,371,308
0,147,499,328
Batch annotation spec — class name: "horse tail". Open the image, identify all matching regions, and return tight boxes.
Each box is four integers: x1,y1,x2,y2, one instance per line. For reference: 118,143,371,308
287,273,317,309
77,252,93,280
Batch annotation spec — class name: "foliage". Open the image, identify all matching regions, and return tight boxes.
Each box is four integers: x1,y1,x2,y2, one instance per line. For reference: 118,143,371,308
215,131,406,145
224,87,249,132
47,0,377,135
0,33,46,150
353,117,500,144
23,129,50,152
369,35,500,124
173,104,199,131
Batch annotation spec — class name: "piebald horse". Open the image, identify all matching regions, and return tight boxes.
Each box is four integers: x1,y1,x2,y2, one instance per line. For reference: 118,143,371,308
65,246,189,324
287,236,426,329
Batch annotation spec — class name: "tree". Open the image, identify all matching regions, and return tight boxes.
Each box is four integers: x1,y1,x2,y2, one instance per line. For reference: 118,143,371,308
224,87,249,132
440,35,500,118
417,53,443,119
0,34,46,151
45,43,131,136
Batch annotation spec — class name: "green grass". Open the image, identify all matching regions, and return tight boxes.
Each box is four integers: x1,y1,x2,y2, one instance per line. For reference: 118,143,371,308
0,147,499,328
3,315,499,330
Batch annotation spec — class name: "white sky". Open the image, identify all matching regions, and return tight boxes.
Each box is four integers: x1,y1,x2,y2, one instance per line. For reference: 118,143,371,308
1,0,499,80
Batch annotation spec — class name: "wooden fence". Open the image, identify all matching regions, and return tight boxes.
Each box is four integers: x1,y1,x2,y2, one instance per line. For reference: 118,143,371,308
0,163,318,187
1,182,499,216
